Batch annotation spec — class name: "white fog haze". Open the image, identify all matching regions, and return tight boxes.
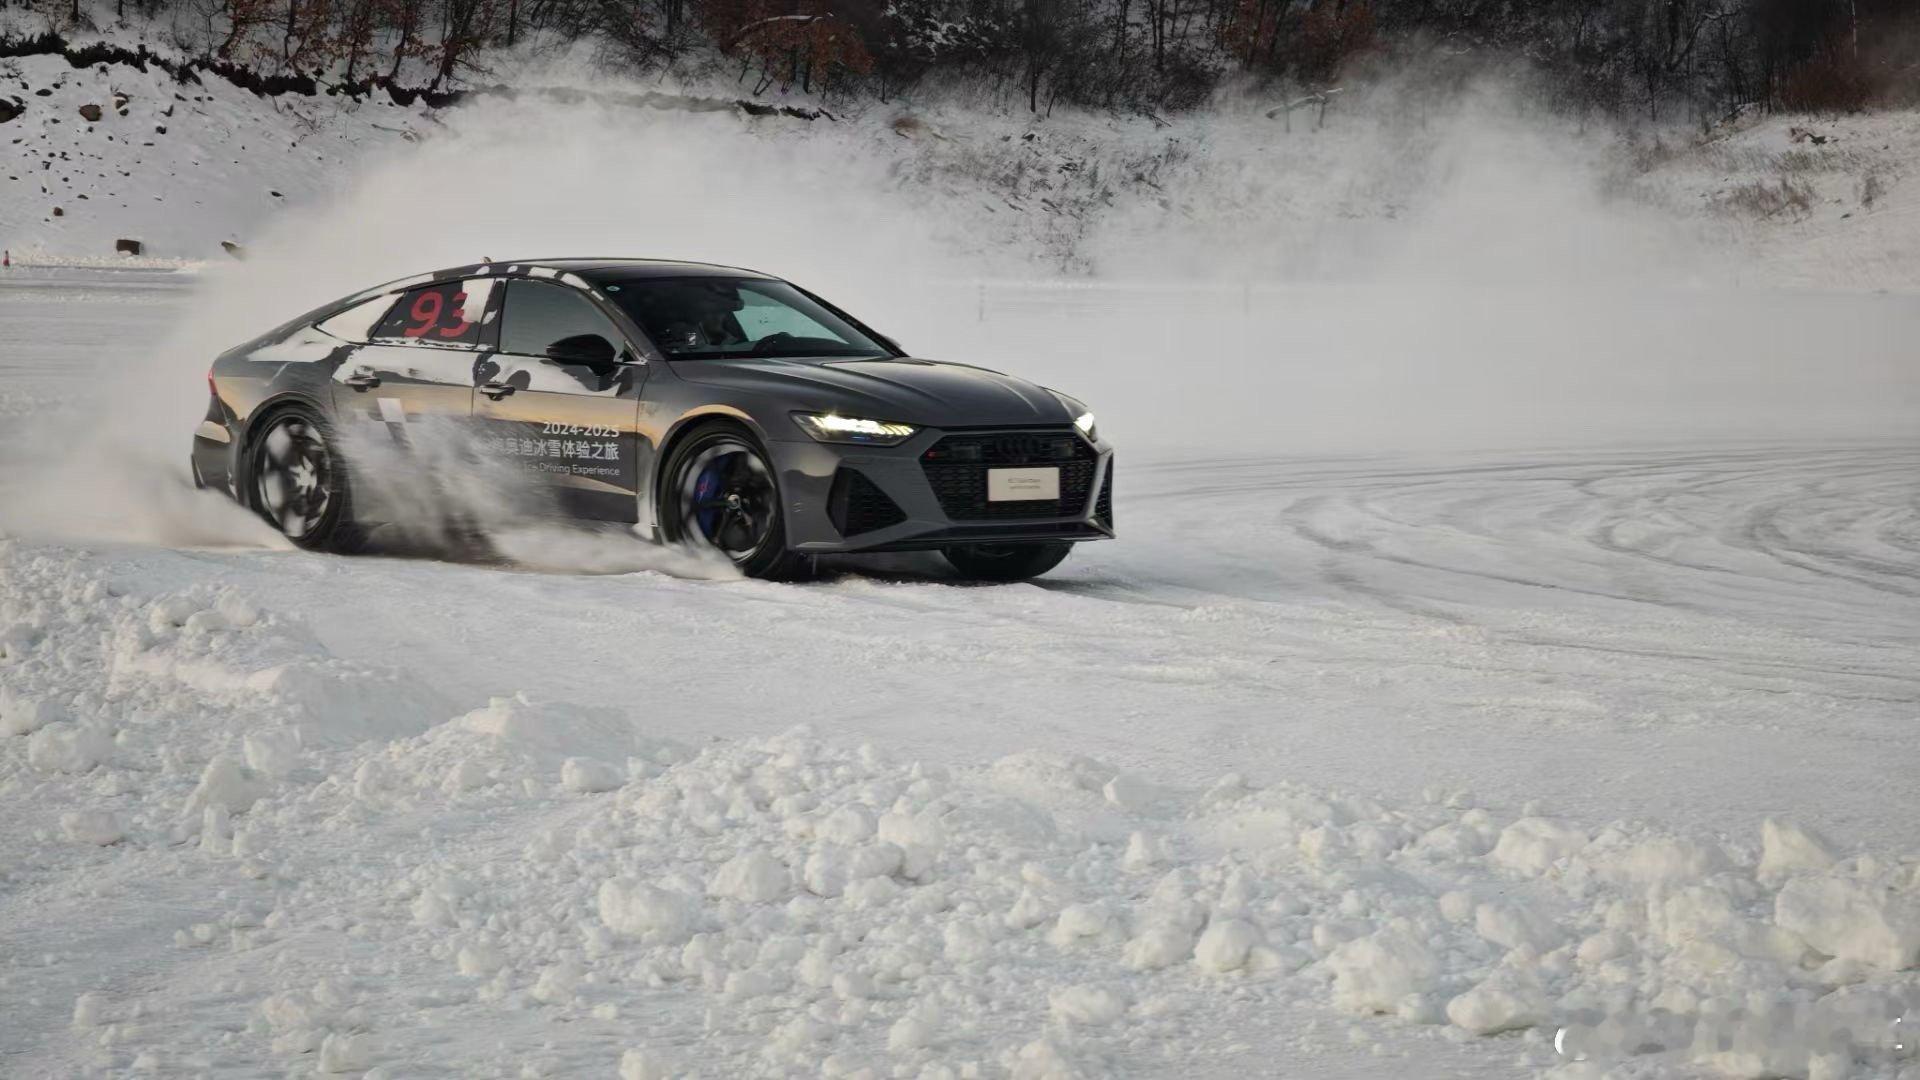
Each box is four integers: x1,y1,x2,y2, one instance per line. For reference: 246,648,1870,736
113,85,1916,470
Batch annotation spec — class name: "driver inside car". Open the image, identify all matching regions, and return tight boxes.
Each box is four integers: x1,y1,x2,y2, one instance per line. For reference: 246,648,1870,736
642,281,748,352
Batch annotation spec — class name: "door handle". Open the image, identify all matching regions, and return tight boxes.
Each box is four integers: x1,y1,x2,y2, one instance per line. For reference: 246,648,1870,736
344,373,381,391
479,382,517,400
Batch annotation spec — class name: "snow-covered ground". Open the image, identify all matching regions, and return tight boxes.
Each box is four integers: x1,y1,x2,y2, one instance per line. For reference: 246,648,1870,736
2,264,1917,1078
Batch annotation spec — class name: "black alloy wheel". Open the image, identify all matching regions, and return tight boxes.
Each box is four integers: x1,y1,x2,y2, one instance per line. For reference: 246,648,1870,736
663,423,809,580
248,408,356,551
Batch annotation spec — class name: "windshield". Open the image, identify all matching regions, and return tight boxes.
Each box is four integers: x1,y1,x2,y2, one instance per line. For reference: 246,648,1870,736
602,276,889,361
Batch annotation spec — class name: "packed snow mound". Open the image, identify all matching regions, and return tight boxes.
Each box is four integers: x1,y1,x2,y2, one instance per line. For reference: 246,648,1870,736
5,538,1920,1077
0,534,450,848
184,729,1920,1075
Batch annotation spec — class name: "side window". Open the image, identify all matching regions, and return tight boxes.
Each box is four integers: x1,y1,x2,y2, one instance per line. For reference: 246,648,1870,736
316,294,399,342
500,280,625,357
371,278,496,347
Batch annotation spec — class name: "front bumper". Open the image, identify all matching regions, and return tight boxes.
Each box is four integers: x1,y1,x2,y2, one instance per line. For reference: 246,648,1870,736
772,425,1115,553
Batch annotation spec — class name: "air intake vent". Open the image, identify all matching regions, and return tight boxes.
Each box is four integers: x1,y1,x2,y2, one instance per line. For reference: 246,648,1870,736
828,468,907,537
1094,460,1113,529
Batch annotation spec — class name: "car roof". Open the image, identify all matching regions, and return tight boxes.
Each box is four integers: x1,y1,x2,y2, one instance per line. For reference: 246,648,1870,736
445,257,777,282
321,258,786,327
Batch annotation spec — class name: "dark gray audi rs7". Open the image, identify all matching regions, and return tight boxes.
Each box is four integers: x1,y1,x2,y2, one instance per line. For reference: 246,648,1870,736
191,258,1113,580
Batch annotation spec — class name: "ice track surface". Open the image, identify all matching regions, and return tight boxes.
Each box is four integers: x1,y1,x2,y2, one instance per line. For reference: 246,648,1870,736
3,268,1919,1078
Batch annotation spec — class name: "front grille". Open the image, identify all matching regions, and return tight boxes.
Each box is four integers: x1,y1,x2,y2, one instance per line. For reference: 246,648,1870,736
921,430,1096,521
1094,460,1113,529
828,467,906,536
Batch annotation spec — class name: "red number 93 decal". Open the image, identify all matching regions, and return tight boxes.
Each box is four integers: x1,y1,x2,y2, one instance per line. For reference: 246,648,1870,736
402,287,473,340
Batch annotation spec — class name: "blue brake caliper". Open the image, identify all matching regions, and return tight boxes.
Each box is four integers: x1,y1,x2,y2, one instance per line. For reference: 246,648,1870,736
694,460,724,538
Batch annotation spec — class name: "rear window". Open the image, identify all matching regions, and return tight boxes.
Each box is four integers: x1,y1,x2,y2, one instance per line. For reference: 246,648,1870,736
371,279,497,347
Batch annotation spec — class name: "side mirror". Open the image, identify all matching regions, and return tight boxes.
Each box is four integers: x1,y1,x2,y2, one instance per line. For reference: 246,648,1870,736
546,334,618,365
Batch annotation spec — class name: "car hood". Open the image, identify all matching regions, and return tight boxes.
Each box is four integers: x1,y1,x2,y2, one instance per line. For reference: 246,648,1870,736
670,356,1074,429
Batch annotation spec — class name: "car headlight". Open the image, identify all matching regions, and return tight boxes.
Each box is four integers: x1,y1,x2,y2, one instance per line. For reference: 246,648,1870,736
1073,411,1097,442
793,412,918,447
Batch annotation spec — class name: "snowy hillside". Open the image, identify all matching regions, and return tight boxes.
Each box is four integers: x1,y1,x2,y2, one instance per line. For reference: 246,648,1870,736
3,38,1920,290
0,51,434,261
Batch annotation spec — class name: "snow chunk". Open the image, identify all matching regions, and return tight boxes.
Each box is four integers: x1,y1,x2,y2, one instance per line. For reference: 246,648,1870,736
1489,817,1588,875
183,754,270,816
1124,924,1194,970
620,1049,673,1080
1328,928,1440,1014
148,595,200,630
1474,900,1560,952
1760,818,1838,881
1048,984,1129,1025
242,730,300,779
456,942,505,976
888,1012,937,1053
60,809,123,845
944,919,995,962
1192,918,1261,973
1102,772,1150,812
1594,836,1728,887
532,960,582,1004
453,692,675,771
1123,831,1170,871
1010,1038,1084,1080
876,808,944,880
876,807,944,851
72,992,108,1028
707,850,790,903
318,1032,374,1073
560,757,623,794
1575,930,1630,966
0,621,40,661
215,591,261,628
597,879,695,942
1775,875,1920,970
1048,903,1116,948
183,609,230,635
803,843,900,898
26,722,111,774
817,805,876,845
1446,979,1547,1035
442,759,490,794
0,688,64,736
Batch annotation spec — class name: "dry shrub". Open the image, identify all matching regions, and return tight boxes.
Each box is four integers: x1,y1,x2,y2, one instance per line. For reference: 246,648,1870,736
1860,172,1886,209
1721,177,1816,219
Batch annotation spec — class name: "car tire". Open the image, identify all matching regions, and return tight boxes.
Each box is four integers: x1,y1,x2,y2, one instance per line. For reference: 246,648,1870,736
942,541,1073,582
661,421,811,581
245,404,362,553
